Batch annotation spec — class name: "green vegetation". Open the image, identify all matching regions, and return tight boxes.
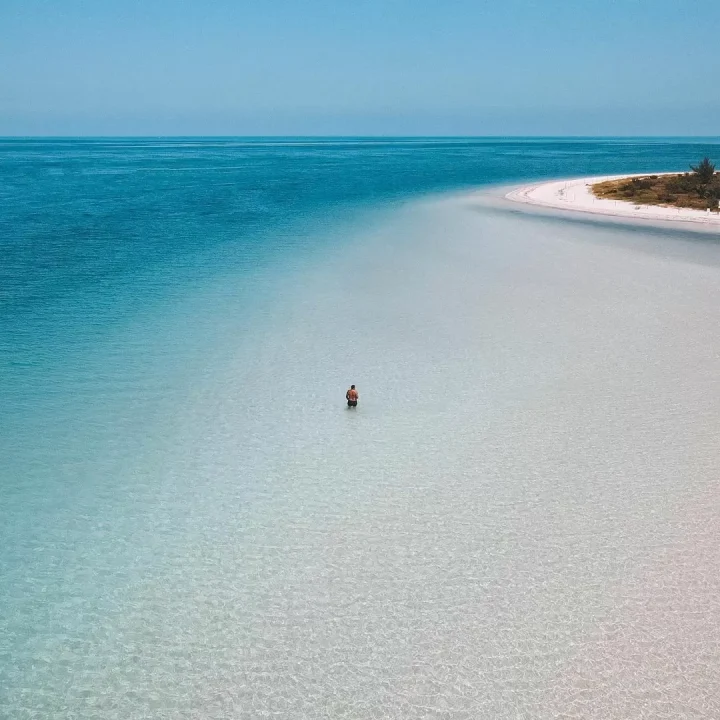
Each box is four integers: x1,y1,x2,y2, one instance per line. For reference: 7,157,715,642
691,157,716,183
592,157,720,212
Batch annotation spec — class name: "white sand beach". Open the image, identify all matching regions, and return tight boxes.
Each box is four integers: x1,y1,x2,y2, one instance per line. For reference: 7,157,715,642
507,174,720,228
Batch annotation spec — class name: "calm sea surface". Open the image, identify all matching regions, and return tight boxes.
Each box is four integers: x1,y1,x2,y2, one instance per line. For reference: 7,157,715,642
2,138,720,718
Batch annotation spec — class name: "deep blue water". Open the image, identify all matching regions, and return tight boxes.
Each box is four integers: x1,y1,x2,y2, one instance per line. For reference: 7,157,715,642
2,137,720,719
3,137,719,315
3,138,719,386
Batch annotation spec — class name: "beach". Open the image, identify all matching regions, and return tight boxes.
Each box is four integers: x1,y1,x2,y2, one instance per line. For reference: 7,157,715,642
506,174,720,228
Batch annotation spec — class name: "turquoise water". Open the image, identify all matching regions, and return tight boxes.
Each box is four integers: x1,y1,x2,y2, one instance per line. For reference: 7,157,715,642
3,138,717,410
3,138,720,718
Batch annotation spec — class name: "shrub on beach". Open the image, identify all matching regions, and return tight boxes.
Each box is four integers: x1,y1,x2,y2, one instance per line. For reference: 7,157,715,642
592,158,719,212
691,157,716,184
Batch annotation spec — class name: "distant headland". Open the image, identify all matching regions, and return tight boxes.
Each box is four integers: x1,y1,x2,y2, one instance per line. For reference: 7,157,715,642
592,158,719,213
505,158,720,229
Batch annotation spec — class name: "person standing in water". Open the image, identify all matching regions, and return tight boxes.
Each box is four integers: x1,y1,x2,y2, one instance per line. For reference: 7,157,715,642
346,384,358,408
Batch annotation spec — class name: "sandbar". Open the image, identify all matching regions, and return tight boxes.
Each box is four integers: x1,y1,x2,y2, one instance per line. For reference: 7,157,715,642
506,174,720,229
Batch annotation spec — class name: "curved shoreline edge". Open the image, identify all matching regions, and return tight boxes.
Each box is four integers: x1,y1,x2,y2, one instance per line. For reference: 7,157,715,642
505,174,720,229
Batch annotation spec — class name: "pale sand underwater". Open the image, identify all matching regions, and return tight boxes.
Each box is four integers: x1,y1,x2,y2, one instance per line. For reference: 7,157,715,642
4,191,720,719
506,174,720,229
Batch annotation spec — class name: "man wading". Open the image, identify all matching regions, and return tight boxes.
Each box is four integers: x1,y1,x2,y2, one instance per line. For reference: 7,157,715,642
346,385,358,408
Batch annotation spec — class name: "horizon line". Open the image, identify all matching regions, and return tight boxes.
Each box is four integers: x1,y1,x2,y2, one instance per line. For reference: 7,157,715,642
2,134,720,140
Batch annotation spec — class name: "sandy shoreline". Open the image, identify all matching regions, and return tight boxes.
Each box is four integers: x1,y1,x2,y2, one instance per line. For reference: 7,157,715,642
506,174,720,229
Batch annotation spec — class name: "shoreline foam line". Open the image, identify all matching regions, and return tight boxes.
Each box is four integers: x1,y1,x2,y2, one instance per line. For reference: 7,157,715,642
506,174,720,228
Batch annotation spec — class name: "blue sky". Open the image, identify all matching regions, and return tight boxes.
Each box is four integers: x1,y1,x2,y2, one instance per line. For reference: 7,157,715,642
1,0,718,135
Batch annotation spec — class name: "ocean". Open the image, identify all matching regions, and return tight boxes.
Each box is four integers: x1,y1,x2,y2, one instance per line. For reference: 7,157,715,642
2,137,720,718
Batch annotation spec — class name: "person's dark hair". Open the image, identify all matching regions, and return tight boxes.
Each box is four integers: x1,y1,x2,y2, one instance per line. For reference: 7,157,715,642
351,385,355,389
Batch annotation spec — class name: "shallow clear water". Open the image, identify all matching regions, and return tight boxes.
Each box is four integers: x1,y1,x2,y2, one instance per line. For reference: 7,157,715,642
2,138,720,718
